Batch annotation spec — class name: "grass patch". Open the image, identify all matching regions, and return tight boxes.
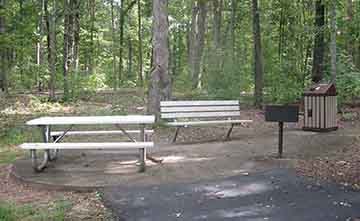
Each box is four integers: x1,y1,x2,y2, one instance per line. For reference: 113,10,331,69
0,146,23,165
0,126,41,165
0,200,72,221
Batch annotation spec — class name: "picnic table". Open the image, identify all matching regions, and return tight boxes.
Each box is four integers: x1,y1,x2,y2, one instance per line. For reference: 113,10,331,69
20,115,155,172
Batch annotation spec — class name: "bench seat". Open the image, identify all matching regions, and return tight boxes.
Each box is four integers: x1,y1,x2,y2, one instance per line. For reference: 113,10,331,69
167,119,253,126
20,142,154,150
160,100,252,142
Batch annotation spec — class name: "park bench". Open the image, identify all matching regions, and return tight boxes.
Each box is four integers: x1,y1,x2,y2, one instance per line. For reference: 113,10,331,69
160,100,252,142
20,115,155,173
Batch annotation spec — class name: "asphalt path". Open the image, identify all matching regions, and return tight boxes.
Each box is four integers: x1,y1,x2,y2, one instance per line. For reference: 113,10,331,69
103,169,360,221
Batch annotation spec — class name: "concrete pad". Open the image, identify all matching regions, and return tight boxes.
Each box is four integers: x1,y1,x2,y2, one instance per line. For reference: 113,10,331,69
10,130,357,191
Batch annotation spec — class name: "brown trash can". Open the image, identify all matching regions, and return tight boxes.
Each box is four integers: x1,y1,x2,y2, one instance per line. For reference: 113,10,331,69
303,83,338,132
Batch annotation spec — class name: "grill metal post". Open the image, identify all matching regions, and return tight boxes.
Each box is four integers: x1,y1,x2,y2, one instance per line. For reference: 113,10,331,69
278,122,284,158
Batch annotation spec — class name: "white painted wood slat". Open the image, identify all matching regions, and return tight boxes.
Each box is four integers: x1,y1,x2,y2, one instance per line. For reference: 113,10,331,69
161,111,241,119
26,115,155,126
166,119,253,126
20,142,154,150
161,106,240,113
161,100,239,107
50,130,154,137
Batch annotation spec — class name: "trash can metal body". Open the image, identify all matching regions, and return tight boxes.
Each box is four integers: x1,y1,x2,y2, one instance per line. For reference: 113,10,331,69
303,83,338,132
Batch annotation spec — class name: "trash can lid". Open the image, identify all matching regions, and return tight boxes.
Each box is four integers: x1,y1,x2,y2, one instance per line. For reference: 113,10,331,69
304,83,336,96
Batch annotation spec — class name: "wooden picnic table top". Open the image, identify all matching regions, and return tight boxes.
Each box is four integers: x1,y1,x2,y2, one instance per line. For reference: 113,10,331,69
26,115,155,126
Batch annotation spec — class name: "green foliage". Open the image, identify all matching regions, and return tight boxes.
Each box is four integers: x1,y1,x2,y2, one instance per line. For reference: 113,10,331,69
1,128,25,145
2,0,360,107
334,53,360,106
0,200,71,221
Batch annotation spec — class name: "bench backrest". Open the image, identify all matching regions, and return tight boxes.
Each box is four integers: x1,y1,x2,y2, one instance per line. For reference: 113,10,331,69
160,100,240,120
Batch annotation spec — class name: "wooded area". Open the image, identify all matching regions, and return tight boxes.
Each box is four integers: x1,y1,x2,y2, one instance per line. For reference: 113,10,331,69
1,0,360,113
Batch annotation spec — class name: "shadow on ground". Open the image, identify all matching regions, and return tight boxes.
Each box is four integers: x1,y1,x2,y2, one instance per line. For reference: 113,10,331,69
103,168,360,221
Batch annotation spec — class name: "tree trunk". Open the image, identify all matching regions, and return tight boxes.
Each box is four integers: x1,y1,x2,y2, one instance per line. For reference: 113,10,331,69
312,0,325,83
189,0,207,89
45,0,56,100
88,0,95,75
63,0,71,101
73,0,80,72
252,0,264,107
213,0,222,50
119,0,125,85
0,0,7,94
347,0,353,60
137,0,143,86
330,0,336,82
128,37,133,78
36,0,45,92
230,0,237,62
111,0,117,89
210,0,223,90
147,0,171,119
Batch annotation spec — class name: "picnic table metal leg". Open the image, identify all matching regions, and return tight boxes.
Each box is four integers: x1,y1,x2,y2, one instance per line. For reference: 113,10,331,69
50,125,73,161
144,128,163,164
30,149,49,172
43,125,57,162
31,125,51,172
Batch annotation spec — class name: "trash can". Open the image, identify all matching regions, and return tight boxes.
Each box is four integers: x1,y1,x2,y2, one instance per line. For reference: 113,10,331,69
303,83,338,132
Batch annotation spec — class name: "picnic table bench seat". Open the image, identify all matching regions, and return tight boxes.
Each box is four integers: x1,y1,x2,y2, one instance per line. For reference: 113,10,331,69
20,142,154,150
160,100,252,142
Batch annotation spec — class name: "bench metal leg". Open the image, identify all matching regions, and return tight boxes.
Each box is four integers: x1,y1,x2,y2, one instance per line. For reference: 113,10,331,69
172,127,180,143
139,148,146,172
225,124,234,140
139,126,146,172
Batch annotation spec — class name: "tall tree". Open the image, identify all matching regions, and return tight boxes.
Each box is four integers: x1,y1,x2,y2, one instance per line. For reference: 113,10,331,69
0,0,7,94
230,0,237,62
312,0,325,83
137,0,143,86
118,0,125,85
330,0,336,82
73,0,80,72
36,0,45,92
148,0,171,119
111,0,117,89
88,0,96,75
189,0,207,89
45,0,56,100
63,0,71,100
252,0,264,107
127,37,133,78
347,0,353,60
213,0,222,50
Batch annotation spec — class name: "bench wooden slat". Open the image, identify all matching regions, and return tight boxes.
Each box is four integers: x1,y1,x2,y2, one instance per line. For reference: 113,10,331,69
161,111,241,119
20,142,154,150
161,106,240,113
166,119,253,126
160,100,239,107
50,130,154,137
